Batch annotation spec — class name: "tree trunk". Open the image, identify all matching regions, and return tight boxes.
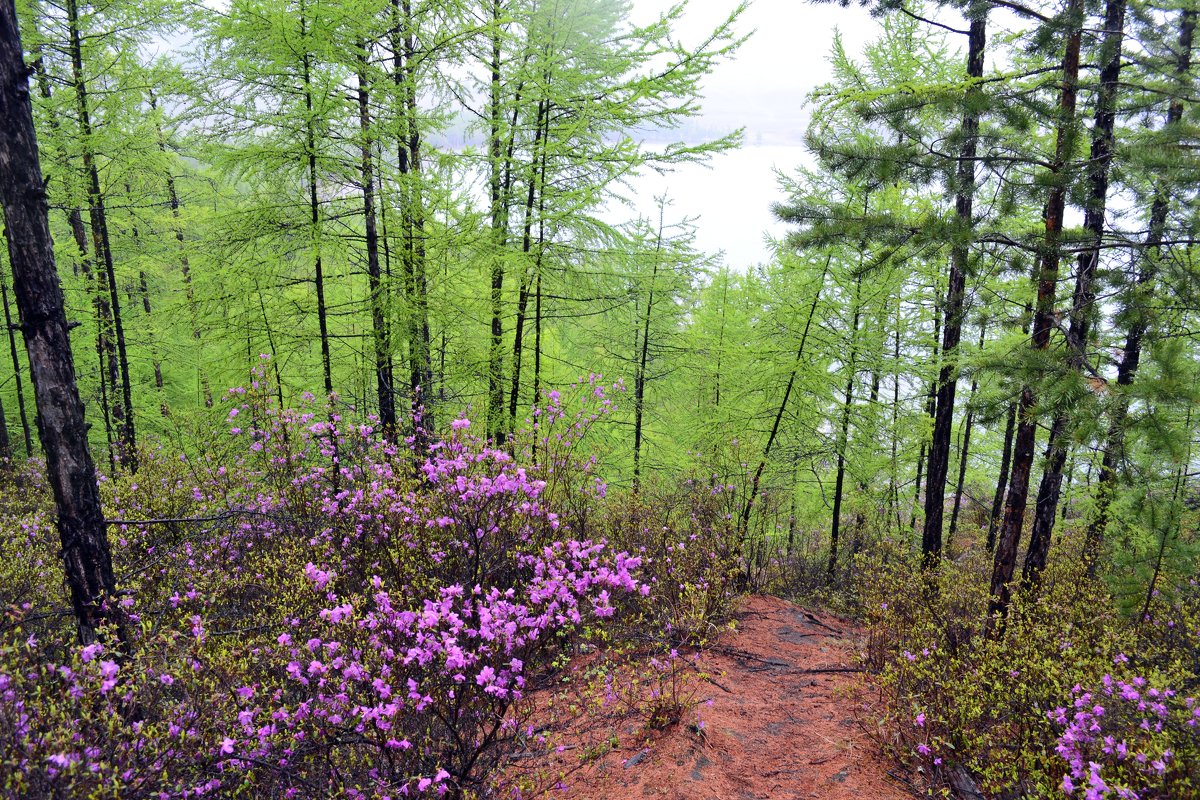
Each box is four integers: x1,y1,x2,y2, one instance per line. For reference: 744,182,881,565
947,322,986,551
1022,0,1126,587
299,2,332,400
0,248,32,455
890,308,903,530
829,277,863,578
67,0,136,472
149,90,211,408
1138,408,1192,626
0,383,9,461
30,49,118,431
986,400,1016,553
632,211,665,492
486,0,507,443
740,255,830,534
990,0,1083,626
357,44,396,440
397,0,433,436
130,216,165,408
508,98,549,434
910,308,941,532
1086,7,1194,570
0,0,118,643
922,2,987,567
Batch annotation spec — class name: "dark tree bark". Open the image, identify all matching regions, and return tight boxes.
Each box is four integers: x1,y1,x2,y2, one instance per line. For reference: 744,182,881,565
66,0,136,471
529,270,543,464
1086,7,1194,570
298,0,332,400
889,311,903,530
392,0,433,442
0,0,117,642
714,272,729,409
129,216,165,403
356,44,397,440
31,52,131,436
990,0,1084,627
508,98,549,435
632,213,665,492
922,1,987,566
0,388,10,461
1022,0,1127,587
486,0,507,443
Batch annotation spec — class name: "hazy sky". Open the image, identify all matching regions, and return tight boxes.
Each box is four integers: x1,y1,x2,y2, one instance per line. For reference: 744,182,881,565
631,0,880,100
617,0,884,269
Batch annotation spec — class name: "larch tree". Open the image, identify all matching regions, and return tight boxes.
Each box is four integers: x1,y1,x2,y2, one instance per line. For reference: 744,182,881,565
0,0,116,643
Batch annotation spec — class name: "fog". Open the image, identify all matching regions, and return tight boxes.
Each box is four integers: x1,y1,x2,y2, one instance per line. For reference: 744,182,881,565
617,0,884,268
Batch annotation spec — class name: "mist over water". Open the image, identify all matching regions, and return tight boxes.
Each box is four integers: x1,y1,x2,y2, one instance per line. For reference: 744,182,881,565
606,144,812,271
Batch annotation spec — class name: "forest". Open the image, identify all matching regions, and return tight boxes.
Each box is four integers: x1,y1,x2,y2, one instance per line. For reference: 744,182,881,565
0,0,1198,797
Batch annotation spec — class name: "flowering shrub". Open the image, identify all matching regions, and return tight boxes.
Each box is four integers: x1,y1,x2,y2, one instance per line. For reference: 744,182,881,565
0,366,652,799
854,536,1196,797
1050,672,1199,798
597,475,742,644
604,646,707,732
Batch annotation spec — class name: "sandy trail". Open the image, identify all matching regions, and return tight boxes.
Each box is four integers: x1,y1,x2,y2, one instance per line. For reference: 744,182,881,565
524,594,913,800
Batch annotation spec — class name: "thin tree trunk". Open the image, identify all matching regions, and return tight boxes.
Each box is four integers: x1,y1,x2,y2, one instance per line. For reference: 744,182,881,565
922,2,987,566
632,210,666,492
910,308,941,532
397,0,433,435
1138,408,1191,626
531,271,543,409
30,48,116,432
1022,0,1126,587
508,99,549,434
986,400,1017,552
740,255,830,534
149,90,211,408
0,1,118,642
890,306,903,531
254,280,288,415
487,0,507,443
299,2,332,400
0,249,32,455
715,271,729,408
0,379,9,461
1060,454,1075,521
990,0,1084,626
67,0,136,471
853,329,883,544
830,278,863,578
357,44,396,440
1087,7,1194,570
948,322,986,551
129,212,165,407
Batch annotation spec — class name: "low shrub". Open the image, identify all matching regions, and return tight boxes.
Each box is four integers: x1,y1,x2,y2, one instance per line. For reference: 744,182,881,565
0,368,659,799
856,534,1199,798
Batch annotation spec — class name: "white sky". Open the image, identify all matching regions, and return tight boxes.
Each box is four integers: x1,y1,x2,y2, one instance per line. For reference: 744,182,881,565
619,0,885,268
631,0,881,95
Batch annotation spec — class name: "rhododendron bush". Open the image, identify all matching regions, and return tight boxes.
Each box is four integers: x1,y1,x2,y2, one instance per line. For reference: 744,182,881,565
0,368,668,799
855,540,1200,798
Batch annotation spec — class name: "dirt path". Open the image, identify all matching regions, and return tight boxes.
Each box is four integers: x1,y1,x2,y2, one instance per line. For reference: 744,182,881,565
529,594,912,800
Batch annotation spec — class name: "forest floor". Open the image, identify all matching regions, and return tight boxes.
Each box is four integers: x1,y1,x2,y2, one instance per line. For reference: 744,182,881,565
520,595,915,800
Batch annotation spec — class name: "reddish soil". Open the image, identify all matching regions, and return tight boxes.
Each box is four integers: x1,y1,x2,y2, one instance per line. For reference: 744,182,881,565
521,595,913,800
